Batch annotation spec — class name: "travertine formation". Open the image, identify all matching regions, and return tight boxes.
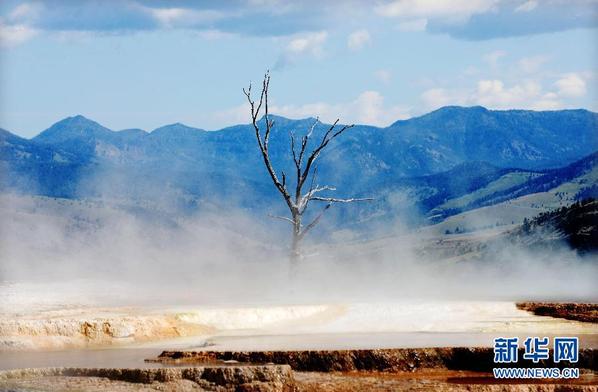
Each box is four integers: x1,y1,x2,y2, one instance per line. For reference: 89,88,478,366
2,348,598,391
517,303,598,324
0,365,295,391
294,370,598,391
0,314,212,350
155,347,598,373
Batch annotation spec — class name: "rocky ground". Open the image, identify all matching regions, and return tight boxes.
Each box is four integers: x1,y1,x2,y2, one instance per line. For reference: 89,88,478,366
147,348,598,391
2,369,597,391
0,365,295,392
294,370,598,391
517,303,598,324
153,348,598,373
2,349,598,391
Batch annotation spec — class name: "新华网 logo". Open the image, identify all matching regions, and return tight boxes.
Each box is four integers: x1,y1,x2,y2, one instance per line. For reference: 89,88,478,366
492,336,579,379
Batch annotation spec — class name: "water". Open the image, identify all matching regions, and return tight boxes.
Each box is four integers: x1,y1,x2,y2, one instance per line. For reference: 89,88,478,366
2,281,597,370
0,348,163,370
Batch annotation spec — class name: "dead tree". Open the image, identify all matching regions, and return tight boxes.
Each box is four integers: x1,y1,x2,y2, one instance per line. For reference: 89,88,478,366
243,71,371,268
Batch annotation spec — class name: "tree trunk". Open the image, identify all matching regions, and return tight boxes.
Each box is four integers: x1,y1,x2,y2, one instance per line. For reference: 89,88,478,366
290,215,301,270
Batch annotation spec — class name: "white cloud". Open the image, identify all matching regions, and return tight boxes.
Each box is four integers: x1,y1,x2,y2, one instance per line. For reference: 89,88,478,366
421,88,454,109
213,102,253,126
347,29,370,51
287,31,327,54
144,7,223,28
475,79,541,107
270,102,332,120
518,55,549,73
515,0,538,12
272,91,410,126
532,92,561,110
216,91,411,127
420,73,586,111
224,72,590,128
483,50,506,68
375,0,498,22
8,3,43,22
275,31,328,68
374,69,392,84
396,18,428,32
0,23,38,47
352,91,410,125
150,8,186,26
555,73,587,97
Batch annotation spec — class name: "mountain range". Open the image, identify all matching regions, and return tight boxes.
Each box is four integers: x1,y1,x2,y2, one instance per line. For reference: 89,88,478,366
1,106,597,231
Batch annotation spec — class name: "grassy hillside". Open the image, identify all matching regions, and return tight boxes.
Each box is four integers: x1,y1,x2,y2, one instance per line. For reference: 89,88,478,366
510,198,598,254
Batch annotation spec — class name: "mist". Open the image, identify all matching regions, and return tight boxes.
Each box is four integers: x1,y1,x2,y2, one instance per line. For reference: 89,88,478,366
1,182,596,309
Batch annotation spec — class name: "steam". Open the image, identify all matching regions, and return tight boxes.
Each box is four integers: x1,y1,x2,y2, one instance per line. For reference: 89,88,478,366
1,183,596,307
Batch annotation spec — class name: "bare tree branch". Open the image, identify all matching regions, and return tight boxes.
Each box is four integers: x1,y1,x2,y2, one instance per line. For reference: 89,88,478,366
306,185,336,198
298,165,318,213
298,120,354,193
290,132,299,170
244,72,371,267
299,185,336,213
299,203,332,240
268,214,295,225
263,76,271,151
298,118,318,166
309,196,374,203
244,71,294,211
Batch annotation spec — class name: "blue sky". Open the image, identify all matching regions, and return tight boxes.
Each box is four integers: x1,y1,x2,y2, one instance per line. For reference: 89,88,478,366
0,0,596,137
